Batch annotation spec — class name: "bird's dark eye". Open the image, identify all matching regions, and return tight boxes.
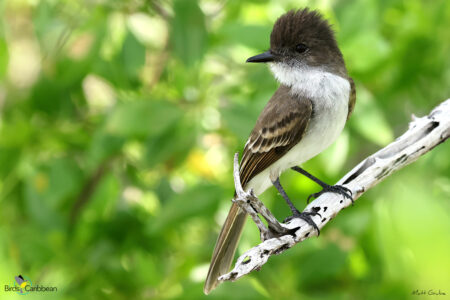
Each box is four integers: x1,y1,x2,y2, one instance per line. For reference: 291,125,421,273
295,43,308,53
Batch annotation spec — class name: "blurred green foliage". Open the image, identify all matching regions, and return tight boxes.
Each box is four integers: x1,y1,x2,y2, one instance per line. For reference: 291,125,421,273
0,0,449,299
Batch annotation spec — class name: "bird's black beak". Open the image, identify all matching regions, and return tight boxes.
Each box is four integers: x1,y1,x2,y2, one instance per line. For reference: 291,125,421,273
246,51,275,63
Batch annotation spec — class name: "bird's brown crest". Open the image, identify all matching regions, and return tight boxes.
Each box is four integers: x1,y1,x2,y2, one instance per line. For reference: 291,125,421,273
270,8,337,49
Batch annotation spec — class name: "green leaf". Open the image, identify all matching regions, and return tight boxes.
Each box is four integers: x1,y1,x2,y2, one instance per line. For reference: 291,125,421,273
341,30,390,72
221,103,258,142
0,147,20,178
148,184,222,233
144,119,196,168
350,87,394,146
23,158,82,230
171,0,207,66
83,173,120,221
319,130,349,176
45,157,83,208
87,131,124,167
0,39,8,79
299,244,348,285
218,23,271,50
121,32,146,80
105,101,182,138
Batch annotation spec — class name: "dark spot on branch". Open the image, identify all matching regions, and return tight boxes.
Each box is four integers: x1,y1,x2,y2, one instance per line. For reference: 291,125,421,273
343,157,375,184
394,154,408,166
376,167,391,180
242,257,251,264
275,243,290,254
414,146,426,154
427,121,439,132
312,206,320,212
323,206,328,212
305,232,310,237
288,226,301,237
229,272,238,280
322,218,327,223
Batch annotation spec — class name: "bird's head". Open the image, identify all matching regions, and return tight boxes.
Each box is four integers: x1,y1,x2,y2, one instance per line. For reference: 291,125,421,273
247,8,346,77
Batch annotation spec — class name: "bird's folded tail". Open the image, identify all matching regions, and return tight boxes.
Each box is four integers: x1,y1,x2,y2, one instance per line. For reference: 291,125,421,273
204,202,247,294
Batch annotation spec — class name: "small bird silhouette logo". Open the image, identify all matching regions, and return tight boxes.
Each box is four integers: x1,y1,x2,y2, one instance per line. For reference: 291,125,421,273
15,275,30,294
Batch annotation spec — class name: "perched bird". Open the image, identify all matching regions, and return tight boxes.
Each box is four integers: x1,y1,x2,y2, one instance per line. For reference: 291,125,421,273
204,8,356,294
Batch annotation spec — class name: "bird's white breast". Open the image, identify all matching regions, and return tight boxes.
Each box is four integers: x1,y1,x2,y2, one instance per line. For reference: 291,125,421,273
246,64,350,196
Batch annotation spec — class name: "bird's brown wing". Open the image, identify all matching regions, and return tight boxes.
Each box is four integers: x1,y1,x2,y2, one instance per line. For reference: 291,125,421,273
239,85,313,187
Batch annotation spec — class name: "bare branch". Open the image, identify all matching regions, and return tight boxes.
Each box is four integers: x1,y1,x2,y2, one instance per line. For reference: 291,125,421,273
219,99,450,283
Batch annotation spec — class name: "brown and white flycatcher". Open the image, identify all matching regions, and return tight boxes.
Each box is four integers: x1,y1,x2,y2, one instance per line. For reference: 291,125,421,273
204,8,356,294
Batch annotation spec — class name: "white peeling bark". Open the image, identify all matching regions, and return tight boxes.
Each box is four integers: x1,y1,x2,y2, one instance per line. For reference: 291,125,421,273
219,99,450,283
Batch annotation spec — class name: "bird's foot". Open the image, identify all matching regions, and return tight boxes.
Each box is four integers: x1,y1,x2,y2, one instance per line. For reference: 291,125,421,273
307,184,353,204
283,209,322,236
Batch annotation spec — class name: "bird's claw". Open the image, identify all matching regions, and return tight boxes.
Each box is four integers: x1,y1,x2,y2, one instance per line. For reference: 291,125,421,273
307,184,353,204
283,210,321,236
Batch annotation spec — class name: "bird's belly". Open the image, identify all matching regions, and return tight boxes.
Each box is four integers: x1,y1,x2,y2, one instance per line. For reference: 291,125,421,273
276,104,348,171
246,97,348,196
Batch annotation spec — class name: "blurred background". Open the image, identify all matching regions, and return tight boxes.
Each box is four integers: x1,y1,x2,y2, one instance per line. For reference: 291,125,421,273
0,0,449,299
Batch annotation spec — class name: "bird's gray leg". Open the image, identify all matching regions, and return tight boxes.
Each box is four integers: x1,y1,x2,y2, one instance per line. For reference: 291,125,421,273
272,178,321,235
291,166,353,204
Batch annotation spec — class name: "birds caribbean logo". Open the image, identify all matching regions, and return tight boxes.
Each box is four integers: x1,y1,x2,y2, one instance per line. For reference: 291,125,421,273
14,275,32,295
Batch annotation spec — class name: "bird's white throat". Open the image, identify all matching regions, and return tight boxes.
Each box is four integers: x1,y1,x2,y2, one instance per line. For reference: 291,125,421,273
269,63,349,102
